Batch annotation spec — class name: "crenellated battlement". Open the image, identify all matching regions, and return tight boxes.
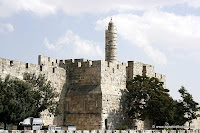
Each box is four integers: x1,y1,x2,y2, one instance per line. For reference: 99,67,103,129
127,61,145,80
64,60,127,70
39,56,95,70
127,60,165,88
155,73,166,88
143,64,155,77
57,58,127,71
59,59,105,70
38,55,60,67
155,73,165,79
128,61,155,76
0,57,66,79
59,58,90,64
74,58,89,63
106,61,127,68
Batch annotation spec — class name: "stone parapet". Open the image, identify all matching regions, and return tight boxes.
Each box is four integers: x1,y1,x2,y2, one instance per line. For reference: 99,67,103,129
127,61,166,88
38,55,60,67
155,73,166,88
1,130,200,133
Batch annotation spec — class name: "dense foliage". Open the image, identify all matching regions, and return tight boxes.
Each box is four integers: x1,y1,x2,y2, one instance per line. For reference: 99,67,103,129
115,126,129,130
0,73,58,129
127,75,199,128
175,86,199,126
23,73,59,116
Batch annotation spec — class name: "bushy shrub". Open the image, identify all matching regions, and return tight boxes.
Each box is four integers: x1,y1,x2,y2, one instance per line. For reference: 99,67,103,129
115,126,128,130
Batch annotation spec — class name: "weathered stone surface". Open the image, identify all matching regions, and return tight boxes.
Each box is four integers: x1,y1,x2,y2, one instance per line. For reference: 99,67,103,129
105,19,117,62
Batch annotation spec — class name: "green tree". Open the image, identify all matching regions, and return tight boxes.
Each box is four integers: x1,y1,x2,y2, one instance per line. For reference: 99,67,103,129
177,86,199,128
0,73,58,129
172,100,186,126
127,75,199,128
23,73,59,116
127,75,174,127
0,75,39,129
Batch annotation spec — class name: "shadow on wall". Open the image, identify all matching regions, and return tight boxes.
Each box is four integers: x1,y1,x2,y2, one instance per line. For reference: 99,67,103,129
106,89,133,130
105,88,153,130
110,88,152,130
53,82,67,126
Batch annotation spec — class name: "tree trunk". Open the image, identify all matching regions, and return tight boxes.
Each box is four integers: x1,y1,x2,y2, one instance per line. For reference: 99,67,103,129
189,122,191,130
3,122,6,130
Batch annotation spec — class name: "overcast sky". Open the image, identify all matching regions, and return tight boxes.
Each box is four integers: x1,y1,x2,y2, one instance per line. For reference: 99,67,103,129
0,0,200,102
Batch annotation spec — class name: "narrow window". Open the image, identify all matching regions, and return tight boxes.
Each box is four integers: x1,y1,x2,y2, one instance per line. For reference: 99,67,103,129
10,61,13,66
26,63,28,69
40,66,42,71
112,68,114,73
117,64,119,69
105,119,108,130
84,100,87,111
56,59,57,63
95,101,98,107
66,101,69,111
53,68,55,73
52,62,54,66
48,57,50,62
142,65,146,75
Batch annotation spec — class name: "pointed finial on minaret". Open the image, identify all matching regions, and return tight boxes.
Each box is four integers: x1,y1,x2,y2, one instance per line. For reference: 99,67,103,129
109,17,114,26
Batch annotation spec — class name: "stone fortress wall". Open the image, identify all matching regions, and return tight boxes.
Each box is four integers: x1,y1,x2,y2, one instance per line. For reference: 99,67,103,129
0,55,67,125
0,55,166,130
100,61,127,130
58,58,129,130
58,58,166,130
59,59,102,129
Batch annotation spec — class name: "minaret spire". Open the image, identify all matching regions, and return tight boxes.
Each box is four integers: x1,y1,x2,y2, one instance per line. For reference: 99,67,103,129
105,18,117,62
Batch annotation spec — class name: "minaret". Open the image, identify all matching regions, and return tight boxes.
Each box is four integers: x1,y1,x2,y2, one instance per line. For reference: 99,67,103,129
105,18,117,62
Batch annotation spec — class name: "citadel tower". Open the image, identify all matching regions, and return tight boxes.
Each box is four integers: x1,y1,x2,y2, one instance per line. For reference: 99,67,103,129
105,18,117,62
